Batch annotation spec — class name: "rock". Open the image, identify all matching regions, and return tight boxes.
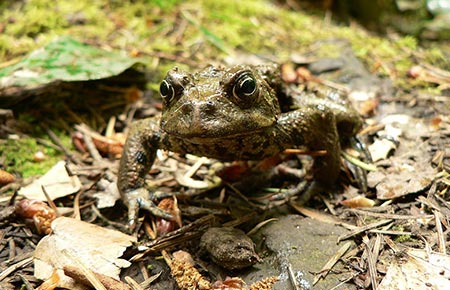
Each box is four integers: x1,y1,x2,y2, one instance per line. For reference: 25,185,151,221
243,215,356,290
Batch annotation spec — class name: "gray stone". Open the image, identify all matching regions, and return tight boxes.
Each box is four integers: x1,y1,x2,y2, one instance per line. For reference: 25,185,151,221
243,215,356,290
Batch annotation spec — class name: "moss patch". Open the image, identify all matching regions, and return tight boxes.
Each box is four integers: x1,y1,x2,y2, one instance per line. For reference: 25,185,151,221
1,0,447,91
0,135,69,178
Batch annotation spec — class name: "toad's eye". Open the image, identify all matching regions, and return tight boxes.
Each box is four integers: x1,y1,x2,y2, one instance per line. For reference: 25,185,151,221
232,72,258,101
159,80,175,102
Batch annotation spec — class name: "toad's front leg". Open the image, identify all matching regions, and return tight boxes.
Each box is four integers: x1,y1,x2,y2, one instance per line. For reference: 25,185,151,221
117,118,173,228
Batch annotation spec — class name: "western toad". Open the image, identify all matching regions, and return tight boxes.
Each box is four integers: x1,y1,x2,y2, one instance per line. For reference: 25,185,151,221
117,64,363,227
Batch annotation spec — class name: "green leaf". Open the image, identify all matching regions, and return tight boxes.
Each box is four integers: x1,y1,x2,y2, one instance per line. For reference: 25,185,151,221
0,36,143,90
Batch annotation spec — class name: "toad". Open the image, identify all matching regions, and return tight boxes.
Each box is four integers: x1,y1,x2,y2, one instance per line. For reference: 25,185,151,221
117,64,363,227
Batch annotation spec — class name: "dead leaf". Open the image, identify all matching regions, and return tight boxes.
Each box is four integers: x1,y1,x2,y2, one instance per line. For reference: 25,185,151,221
280,63,297,83
379,248,450,289
34,217,136,289
368,138,397,162
368,158,435,199
18,161,81,201
156,197,182,235
92,178,121,209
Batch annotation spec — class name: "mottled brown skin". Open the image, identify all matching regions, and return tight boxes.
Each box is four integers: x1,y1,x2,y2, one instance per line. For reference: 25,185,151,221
118,64,363,227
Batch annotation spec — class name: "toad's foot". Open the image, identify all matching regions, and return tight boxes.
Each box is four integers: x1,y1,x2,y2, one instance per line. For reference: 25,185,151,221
124,188,174,229
347,136,372,193
271,180,334,205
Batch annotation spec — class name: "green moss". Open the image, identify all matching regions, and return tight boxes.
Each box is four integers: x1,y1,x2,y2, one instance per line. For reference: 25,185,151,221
0,135,69,178
394,234,415,244
1,0,447,85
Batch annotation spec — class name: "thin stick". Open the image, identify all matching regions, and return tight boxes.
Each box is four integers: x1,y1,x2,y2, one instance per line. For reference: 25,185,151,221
338,220,392,242
313,241,352,285
0,256,33,281
434,210,446,254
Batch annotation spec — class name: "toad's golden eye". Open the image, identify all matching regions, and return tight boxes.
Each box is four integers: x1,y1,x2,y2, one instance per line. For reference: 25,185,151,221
232,72,258,101
160,80,175,103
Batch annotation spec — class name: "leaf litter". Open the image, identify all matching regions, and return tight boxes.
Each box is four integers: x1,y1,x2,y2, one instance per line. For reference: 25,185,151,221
2,52,448,290
0,3,449,290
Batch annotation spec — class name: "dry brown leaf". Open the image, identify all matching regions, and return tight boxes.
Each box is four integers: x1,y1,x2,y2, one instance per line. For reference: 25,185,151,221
280,63,297,83
37,269,60,290
34,217,136,289
156,197,182,235
379,248,450,289
368,160,435,199
368,138,397,162
18,161,81,201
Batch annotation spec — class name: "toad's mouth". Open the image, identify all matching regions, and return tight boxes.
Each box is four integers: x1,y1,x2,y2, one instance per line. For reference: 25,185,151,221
160,115,277,143
167,129,266,143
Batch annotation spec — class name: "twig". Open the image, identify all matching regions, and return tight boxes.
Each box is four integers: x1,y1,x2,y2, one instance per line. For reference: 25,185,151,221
346,208,434,220
329,275,356,290
105,116,116,138
434,210,446,254
124,276,145,290
283,148,327,156
41,185,61,217
290,205,356,230
132,214,215,260
342,151,377,172
222,212,259,228
338,219,392,242
77,125,102,161
137,271,162,289
287,260,301,290
365,234,381,290
90,205,129,232
8,239,15,261
44,125,82,165
73,190,82,221
368,229,412,236
313,241,352,285
138,261,149,281
0,256,33,281
246,218,278,236
224,182,261,210
184,156,207,178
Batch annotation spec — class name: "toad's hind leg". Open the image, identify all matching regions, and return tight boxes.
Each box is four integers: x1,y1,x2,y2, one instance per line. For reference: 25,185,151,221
285,108,342,185
297,110,342,203
275,108,342,202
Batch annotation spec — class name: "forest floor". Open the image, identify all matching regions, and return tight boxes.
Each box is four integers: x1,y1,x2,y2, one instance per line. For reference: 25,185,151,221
0,1,449,289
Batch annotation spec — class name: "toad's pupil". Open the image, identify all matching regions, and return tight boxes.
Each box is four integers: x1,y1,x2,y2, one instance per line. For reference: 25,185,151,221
160,80,171,97
240,77,256,95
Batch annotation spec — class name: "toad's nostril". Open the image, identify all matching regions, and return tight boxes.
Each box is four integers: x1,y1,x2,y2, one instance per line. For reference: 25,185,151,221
203,101,216,114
